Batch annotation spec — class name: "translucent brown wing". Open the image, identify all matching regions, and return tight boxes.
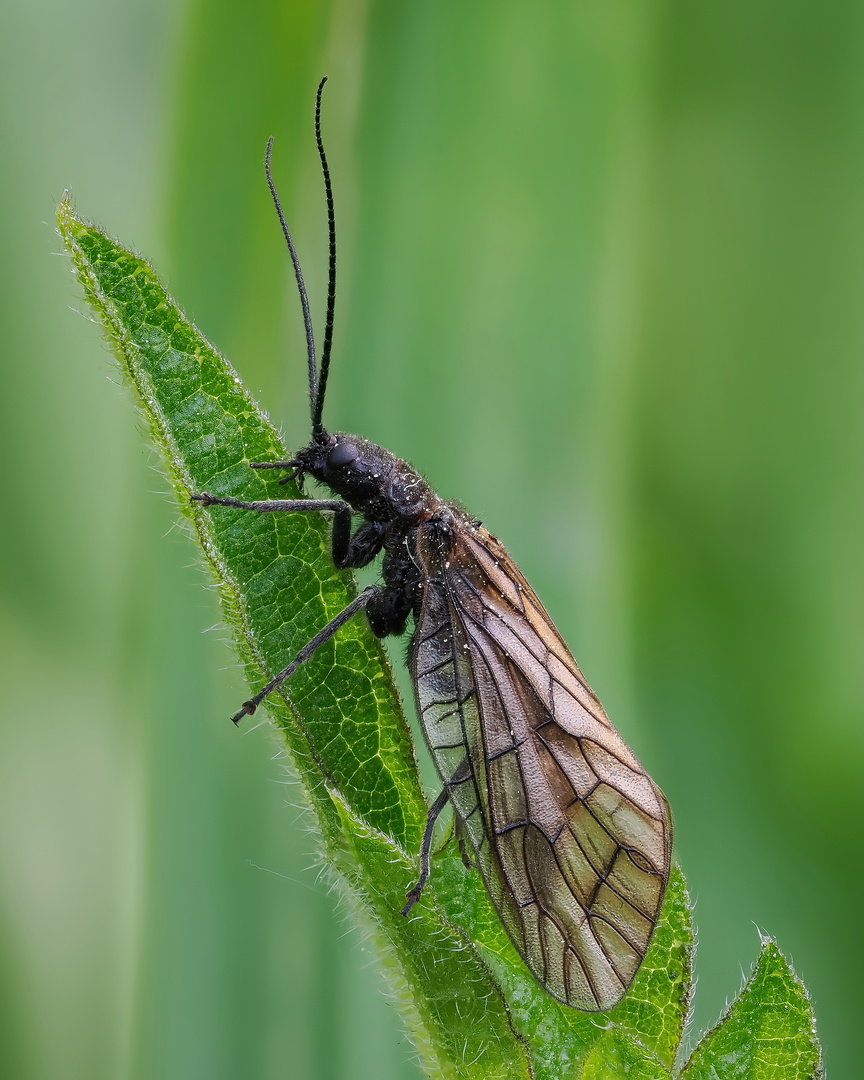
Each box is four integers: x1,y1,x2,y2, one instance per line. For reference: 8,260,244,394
411,521,671,1011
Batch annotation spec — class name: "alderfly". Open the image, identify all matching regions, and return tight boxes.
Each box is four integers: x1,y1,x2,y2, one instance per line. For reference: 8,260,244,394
192,79,672,1010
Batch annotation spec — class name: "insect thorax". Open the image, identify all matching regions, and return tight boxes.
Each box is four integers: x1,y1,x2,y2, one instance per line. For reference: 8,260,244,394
300,429,442,525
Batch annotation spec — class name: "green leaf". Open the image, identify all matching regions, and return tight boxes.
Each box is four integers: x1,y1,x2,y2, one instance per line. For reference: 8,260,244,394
329,790,531,1079
681,938,823,1080
57,195,820,1079
578,1030,672,1080
56,196,419,849
57,196,526,1077
613,865,693,1065
437,863,693,1080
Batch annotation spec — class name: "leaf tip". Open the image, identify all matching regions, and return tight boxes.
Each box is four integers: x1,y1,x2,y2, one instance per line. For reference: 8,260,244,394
56,192,70,232
56,190,83,249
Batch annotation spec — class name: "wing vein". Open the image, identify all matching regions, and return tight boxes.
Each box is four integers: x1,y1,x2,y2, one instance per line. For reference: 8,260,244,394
453,571,608,728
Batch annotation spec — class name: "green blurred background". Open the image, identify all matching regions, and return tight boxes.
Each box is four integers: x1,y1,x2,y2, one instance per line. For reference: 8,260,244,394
1,0,860,1076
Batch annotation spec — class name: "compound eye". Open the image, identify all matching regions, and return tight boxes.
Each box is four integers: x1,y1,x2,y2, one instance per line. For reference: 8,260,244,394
327,440,360,469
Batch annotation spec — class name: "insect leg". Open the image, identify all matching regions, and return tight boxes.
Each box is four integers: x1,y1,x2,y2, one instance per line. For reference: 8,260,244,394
401,786,450,916
230,583,381,725
193,491,351,532
454,817,474,871
193,492,384,569
248,459,302,485
192,492,356,566
334,520,385,570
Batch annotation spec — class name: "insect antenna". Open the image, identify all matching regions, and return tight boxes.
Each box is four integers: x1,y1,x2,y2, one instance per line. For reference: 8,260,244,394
311,75,336,437
264,134,319,428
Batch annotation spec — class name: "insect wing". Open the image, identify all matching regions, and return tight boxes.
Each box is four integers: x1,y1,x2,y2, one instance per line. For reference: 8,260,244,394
413,524,671,1010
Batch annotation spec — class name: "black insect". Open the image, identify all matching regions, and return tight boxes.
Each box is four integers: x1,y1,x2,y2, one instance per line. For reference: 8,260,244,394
192,79,672,1011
